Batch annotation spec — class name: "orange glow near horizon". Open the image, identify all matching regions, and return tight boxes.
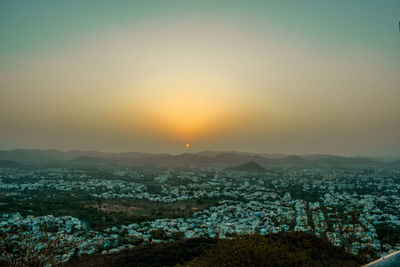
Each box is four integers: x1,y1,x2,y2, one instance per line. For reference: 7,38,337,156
123,76,248,143
1,10,399,155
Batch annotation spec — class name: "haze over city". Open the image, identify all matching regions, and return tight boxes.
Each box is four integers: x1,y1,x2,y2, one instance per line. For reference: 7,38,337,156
1,1,399,156
2,2,400,266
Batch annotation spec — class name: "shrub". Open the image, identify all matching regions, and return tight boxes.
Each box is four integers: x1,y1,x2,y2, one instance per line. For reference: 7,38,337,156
185,233,306,267
171,231,185,241
150,229,166,240
0,229,78,267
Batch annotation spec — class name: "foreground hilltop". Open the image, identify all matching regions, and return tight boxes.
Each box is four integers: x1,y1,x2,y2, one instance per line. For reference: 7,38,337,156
64,232,368,267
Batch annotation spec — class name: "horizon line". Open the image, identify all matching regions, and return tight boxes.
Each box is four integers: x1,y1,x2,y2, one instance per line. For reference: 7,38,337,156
0,147,399,159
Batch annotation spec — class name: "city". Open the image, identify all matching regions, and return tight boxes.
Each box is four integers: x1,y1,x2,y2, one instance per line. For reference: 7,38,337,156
1,157,400,264
1,1,399,266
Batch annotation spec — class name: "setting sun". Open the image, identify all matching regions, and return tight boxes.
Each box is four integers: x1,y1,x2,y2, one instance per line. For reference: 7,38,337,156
0,2,399,265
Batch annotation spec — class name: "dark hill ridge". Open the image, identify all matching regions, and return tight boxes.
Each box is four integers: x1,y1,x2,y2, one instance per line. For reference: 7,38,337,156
228,161,267,172
0,149,389,168
272,155,311,165
304,154,380,166
386,159,400,168
210,152,270,167
71,156,115,165
0,160,24,168
67,153,386,168
63,232,367,267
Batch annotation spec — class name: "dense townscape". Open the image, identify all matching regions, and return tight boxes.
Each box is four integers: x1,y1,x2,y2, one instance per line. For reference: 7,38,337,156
1,163,400,263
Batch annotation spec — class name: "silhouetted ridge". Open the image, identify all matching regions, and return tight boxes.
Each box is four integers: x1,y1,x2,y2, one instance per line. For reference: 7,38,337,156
228,161,267,172
0,149,386,168
272,155,311,165
0,160,24,168
387,159,400,168
72,156,113,165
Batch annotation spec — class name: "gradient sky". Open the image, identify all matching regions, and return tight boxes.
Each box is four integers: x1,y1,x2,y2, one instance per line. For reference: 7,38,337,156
1,1,399,156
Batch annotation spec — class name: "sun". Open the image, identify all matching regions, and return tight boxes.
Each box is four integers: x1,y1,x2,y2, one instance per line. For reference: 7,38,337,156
185,143,191,148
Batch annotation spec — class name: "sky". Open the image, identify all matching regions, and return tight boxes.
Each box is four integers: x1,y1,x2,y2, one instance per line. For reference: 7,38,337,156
0,0,399,156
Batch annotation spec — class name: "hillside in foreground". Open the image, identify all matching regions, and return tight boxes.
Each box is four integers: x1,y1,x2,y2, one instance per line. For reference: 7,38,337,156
64,232,368,267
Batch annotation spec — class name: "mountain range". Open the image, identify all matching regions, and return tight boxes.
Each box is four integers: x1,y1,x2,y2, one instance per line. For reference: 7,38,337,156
0,149,399,169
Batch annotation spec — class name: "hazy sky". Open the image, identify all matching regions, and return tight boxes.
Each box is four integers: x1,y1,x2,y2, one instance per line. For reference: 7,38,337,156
1,1,399,156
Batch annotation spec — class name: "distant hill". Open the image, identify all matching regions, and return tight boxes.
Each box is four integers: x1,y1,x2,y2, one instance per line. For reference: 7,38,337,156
303,154,380,166
71,156,115,165
228,161,267,172
210,152,271,167
0,149,387,168
0,149,152,165
270,155,311,165
0,149,71,163
259,152,290,159
0,160,24,168
196,150,259,157
386,159,400,168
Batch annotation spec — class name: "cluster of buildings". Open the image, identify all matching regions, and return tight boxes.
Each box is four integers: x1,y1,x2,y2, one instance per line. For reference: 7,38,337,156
1,166,400,261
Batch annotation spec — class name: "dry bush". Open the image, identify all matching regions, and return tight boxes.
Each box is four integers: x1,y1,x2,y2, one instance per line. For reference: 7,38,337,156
182,233,306,267
0,227,78,267
179,232,365,267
